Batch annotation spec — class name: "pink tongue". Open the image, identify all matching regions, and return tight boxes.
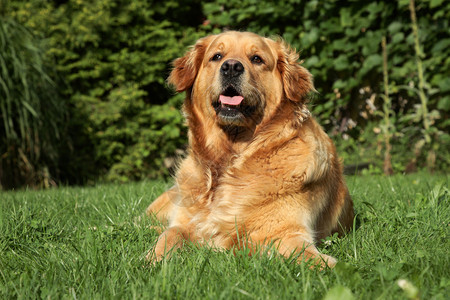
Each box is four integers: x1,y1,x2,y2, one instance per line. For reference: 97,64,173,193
219,95,244,106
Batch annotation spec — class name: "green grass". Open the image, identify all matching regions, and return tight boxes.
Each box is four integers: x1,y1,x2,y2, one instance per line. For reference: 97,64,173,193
0,174,448,299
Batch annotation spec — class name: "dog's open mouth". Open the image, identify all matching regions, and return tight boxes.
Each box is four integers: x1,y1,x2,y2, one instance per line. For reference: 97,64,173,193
213,86,255,125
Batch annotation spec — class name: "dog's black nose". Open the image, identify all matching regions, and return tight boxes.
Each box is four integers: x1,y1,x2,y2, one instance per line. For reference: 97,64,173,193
221,59,244,78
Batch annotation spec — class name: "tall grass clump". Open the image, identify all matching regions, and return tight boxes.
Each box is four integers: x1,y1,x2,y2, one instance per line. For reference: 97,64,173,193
0,16,65,189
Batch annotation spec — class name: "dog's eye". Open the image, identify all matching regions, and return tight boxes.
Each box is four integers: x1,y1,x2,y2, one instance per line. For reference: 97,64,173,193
251,55,263,64
211,53,223,61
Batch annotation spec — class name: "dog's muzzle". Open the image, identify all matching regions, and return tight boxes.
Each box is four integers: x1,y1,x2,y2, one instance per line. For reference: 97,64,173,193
211,59,257,126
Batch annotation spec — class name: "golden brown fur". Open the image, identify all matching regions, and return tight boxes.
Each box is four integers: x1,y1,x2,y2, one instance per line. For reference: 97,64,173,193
146,31,354,268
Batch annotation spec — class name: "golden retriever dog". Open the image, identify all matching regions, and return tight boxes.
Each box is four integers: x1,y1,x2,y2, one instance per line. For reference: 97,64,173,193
146,31,354,268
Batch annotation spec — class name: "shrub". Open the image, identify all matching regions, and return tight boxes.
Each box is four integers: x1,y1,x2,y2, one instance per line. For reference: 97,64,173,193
203,0,449,172
3,0,449,188
9,0,208,184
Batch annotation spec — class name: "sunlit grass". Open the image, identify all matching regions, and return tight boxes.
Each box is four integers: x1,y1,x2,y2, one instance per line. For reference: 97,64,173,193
0,174,448,299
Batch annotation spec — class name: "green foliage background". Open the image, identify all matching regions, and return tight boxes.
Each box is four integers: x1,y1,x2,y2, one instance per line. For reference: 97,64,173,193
1,0,449,188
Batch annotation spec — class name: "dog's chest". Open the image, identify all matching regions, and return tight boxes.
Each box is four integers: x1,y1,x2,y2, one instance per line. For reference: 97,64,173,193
182,150,309,245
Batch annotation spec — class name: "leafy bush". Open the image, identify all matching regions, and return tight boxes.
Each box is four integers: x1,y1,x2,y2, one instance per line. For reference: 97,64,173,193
2,0,449,188
8,0,208,185
202,0,449,171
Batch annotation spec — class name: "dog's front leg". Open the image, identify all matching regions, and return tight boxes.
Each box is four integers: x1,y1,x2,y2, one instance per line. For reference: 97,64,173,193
146,185,180,224
274,233,337,269
146,225,193,263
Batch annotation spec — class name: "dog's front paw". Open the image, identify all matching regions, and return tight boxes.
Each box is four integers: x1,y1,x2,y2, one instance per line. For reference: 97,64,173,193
319,254,337,269
145,247,164,264
145,226,186,264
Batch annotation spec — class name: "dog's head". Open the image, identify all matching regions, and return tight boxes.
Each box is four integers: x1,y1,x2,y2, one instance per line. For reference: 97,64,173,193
169,31,313,129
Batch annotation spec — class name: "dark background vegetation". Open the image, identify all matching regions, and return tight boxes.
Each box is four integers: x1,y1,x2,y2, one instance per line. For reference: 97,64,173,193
1,0,449,189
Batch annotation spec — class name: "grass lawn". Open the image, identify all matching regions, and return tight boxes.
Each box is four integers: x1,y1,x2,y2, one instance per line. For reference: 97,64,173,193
0,173,448,299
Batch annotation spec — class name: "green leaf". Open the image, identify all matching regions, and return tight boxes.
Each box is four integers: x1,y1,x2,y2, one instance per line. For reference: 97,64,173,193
334,54,349,71
437,96,450,111
388,21,403,33
360,54,382,75
431,38,450,54
438,77,450,92
392,32,404,44
430,0,444,8
339,8,352,28
323,286,355,300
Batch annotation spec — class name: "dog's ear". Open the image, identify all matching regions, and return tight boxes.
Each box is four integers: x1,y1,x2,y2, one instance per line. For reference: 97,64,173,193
168,35,214,92
276,40,315,102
